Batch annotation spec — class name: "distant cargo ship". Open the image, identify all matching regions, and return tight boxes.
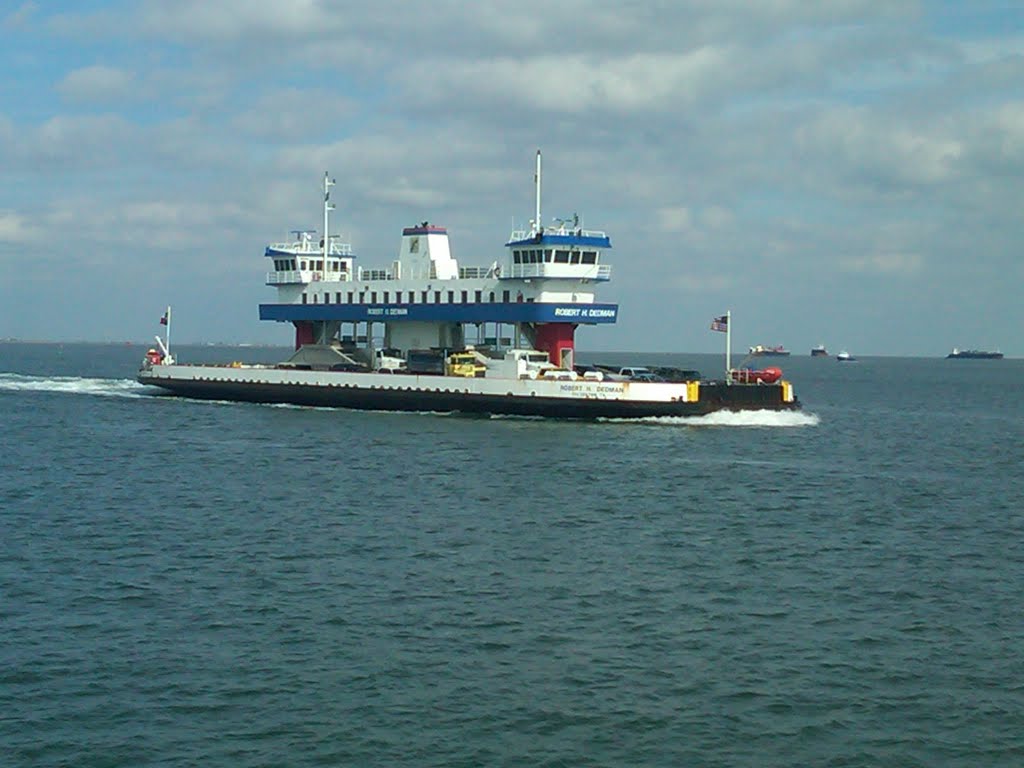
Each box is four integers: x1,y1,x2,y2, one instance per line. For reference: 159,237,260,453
946,348,1003,359
810,344,828,357
749,345,790,357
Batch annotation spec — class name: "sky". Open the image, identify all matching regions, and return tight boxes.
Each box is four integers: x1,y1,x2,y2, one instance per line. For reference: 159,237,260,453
0,0,1022,355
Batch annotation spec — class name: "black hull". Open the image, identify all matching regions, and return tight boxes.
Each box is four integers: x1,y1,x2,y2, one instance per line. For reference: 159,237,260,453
140,377,799,419
946,353,1003,359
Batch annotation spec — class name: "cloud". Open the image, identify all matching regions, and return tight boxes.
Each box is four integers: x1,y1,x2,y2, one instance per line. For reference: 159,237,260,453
0,210,40,245
1,114,136,170
840,251,924,274
57,65,134,105
2,2,36,29
797,107,963,189
6,1,1023,351
231,88,359,141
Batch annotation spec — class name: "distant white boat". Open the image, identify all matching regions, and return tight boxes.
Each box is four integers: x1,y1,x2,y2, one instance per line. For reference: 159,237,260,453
836,350,856,362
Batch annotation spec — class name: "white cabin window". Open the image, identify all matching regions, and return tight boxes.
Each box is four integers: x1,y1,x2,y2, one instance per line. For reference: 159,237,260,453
544,249,553,262
581,251,597,264
570,252,581,264
301,261,308,270
554,250,570,263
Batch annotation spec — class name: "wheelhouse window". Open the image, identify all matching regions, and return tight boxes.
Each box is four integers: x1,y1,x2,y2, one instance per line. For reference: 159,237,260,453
544,249,553,262
554,250,570,263
570,252,581,264
581,251,597,264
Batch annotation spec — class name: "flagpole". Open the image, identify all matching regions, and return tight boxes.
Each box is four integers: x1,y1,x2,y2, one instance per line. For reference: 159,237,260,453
725,309,732,382
165,305,172,359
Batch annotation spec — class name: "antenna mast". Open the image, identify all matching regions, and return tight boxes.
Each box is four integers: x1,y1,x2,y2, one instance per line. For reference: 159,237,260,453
534,149,542,235
323,171,335,280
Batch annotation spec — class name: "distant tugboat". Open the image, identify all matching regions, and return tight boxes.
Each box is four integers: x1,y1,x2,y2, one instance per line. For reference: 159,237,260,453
946,348,1003,359
836,350,855,362
811,344,828,357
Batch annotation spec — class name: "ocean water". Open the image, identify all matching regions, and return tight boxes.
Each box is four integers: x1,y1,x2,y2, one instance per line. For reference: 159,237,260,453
1,342,1022,767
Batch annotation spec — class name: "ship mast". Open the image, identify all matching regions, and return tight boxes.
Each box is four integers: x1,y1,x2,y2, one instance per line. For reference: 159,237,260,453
323,171,335,281
534,149,542,235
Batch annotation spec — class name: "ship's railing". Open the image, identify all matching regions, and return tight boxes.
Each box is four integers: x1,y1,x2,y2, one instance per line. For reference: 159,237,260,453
267,271,304,284
458,264,500,279
267,241,353,256
267,270,354,284
359,268,394,281
504,263,612,281
508,227,607,241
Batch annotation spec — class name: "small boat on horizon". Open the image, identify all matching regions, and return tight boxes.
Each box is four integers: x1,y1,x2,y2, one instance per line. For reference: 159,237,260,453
811,344,828,357
836,350,856,362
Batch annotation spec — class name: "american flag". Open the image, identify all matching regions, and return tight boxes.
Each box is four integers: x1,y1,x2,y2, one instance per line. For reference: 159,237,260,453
159,309,169,326
710,315,728,333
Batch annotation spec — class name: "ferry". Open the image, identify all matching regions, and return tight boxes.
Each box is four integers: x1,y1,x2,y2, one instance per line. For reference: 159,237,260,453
138,153,799,418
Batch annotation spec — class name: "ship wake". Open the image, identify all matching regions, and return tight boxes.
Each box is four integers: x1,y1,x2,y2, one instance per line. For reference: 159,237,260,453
600,410,820,428
0,373,148,399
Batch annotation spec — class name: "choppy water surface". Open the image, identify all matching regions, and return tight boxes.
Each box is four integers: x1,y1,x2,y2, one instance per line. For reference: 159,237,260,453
1,343,1022,767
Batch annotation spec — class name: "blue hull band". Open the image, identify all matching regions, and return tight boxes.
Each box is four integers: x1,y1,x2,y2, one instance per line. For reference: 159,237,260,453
259,302,619,324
